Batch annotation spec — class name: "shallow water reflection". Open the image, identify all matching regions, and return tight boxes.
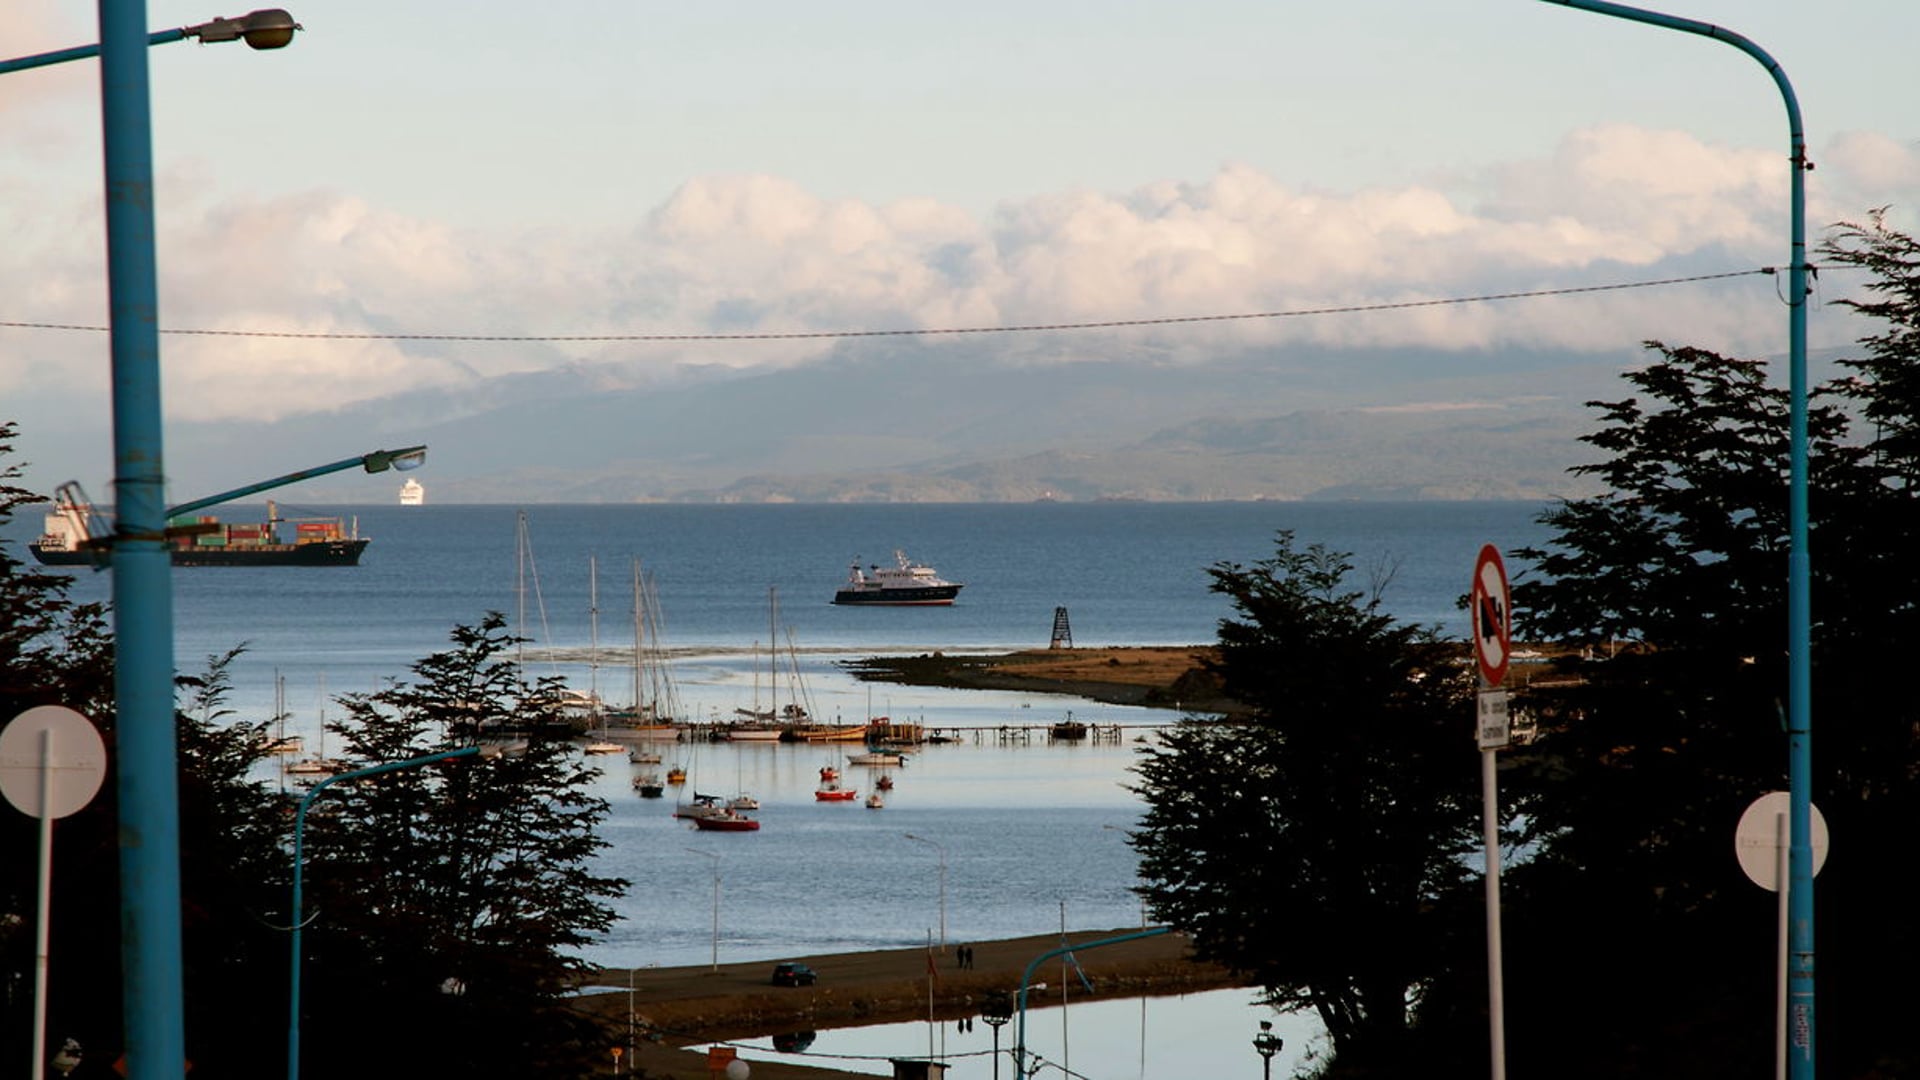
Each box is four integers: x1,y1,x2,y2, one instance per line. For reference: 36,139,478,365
723,986,1323,1079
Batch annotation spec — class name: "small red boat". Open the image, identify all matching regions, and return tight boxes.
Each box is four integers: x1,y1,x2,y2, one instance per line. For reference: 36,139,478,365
815,761,858,800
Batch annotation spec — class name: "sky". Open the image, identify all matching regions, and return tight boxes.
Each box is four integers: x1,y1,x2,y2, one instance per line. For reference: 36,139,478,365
4,1,1920,493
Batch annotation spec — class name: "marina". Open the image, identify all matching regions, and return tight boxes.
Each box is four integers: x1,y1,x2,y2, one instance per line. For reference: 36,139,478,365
8,500,1552,1069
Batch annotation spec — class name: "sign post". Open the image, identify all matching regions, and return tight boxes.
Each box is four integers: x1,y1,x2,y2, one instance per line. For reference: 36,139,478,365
1469,544,1511,1080
2,706,109,1080
1736,793,1830,1080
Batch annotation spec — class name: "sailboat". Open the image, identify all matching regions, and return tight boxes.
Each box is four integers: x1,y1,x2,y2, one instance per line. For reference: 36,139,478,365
260,671,303,754
505,512,583,739
577,556,627,754
604,560,681,741
786,628,864,741
668,697,721,821
727,724,760,810
672,739,758,826
689,804,761,832
286,675,344,779
725,587,788,741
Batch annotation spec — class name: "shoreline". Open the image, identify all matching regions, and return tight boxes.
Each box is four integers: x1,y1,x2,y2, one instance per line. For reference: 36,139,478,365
576,927,1244,1079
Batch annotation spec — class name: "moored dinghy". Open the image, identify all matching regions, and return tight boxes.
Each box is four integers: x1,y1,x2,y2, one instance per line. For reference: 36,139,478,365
814,764,858,802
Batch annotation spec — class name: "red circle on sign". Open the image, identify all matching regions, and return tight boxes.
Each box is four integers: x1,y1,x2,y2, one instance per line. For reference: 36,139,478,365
1470,543,1511,686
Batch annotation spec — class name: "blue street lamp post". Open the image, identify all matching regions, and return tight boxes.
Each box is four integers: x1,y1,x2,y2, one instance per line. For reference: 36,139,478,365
287,747,484,1080
0,10,298,75
54,447,429,562
164,446,427,519
1011,926,1169,1078
1538,4,1814,1077
0,11,299,1079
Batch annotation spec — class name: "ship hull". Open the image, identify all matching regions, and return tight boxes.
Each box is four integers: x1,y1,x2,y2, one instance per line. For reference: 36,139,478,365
30,539,369,567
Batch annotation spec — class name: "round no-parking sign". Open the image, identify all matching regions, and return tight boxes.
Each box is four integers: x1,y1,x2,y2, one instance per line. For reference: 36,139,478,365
1470,544,1512,687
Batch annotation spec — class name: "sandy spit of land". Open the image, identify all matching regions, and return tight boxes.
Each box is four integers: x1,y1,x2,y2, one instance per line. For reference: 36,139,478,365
575,927,1243,1080
839,646,1249,717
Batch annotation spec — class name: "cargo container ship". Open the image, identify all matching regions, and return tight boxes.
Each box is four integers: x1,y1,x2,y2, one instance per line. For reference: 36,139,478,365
29,498,371,567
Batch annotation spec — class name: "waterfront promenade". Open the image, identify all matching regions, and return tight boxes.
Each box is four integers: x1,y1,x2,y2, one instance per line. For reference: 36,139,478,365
576,926,1241,1079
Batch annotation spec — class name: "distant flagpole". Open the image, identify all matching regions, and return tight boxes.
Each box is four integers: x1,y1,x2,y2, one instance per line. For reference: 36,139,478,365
927,928,936,1061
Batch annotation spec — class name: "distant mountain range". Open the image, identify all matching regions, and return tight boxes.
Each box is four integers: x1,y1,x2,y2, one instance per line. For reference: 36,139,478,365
34,342,1635,504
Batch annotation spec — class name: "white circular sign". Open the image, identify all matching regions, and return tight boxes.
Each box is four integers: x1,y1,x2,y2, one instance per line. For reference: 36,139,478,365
1734,791,1829,892
0,706,108,820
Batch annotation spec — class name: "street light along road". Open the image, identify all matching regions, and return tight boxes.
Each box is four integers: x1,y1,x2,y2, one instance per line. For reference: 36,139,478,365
287,745,488,1080
902,833,947,951
0,9,301,74
686,848,722,973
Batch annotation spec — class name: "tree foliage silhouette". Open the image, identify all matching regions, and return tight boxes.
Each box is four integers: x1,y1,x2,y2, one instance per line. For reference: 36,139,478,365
1131,535,1478,1073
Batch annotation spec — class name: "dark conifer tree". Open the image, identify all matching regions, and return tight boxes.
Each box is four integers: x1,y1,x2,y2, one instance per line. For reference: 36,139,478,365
298,613,627,1078
1488,216,1920,1076
1130,535,1479,1075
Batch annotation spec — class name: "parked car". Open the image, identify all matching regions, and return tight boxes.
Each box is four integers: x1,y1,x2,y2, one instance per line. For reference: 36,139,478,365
770,962,818,987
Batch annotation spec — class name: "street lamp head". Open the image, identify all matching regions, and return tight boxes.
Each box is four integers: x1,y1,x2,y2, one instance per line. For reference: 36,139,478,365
1252,1019,1283,1060
981,990,1014,1028
361,445,428,474
187,9,302,49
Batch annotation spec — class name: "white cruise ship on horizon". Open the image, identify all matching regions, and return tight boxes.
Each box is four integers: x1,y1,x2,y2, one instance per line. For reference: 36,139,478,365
399,478,425,506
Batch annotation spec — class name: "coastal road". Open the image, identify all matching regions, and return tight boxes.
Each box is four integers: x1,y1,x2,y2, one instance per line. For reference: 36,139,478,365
576,925,1240,1079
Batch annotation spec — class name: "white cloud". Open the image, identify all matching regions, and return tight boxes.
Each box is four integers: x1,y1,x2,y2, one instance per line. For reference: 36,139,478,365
5,122,1915,425
1819,132,1920,214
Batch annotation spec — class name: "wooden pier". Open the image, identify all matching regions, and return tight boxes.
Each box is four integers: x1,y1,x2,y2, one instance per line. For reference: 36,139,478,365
915,722,1134,745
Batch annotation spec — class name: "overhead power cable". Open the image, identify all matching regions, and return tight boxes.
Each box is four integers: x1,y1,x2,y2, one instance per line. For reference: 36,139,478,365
0,269,1769,344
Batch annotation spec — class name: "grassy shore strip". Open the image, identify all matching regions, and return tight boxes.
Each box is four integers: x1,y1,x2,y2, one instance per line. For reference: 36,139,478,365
839,646,1249,717
577,927,1245,1078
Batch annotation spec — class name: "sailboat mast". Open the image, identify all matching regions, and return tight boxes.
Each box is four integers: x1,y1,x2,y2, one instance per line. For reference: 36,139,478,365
589,554,600,717
515,511,527,669
641,557,648,718
645,571,669,722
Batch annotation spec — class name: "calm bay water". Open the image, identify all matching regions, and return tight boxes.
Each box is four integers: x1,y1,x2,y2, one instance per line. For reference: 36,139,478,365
12,501,1550,1071
14,500,1552,727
